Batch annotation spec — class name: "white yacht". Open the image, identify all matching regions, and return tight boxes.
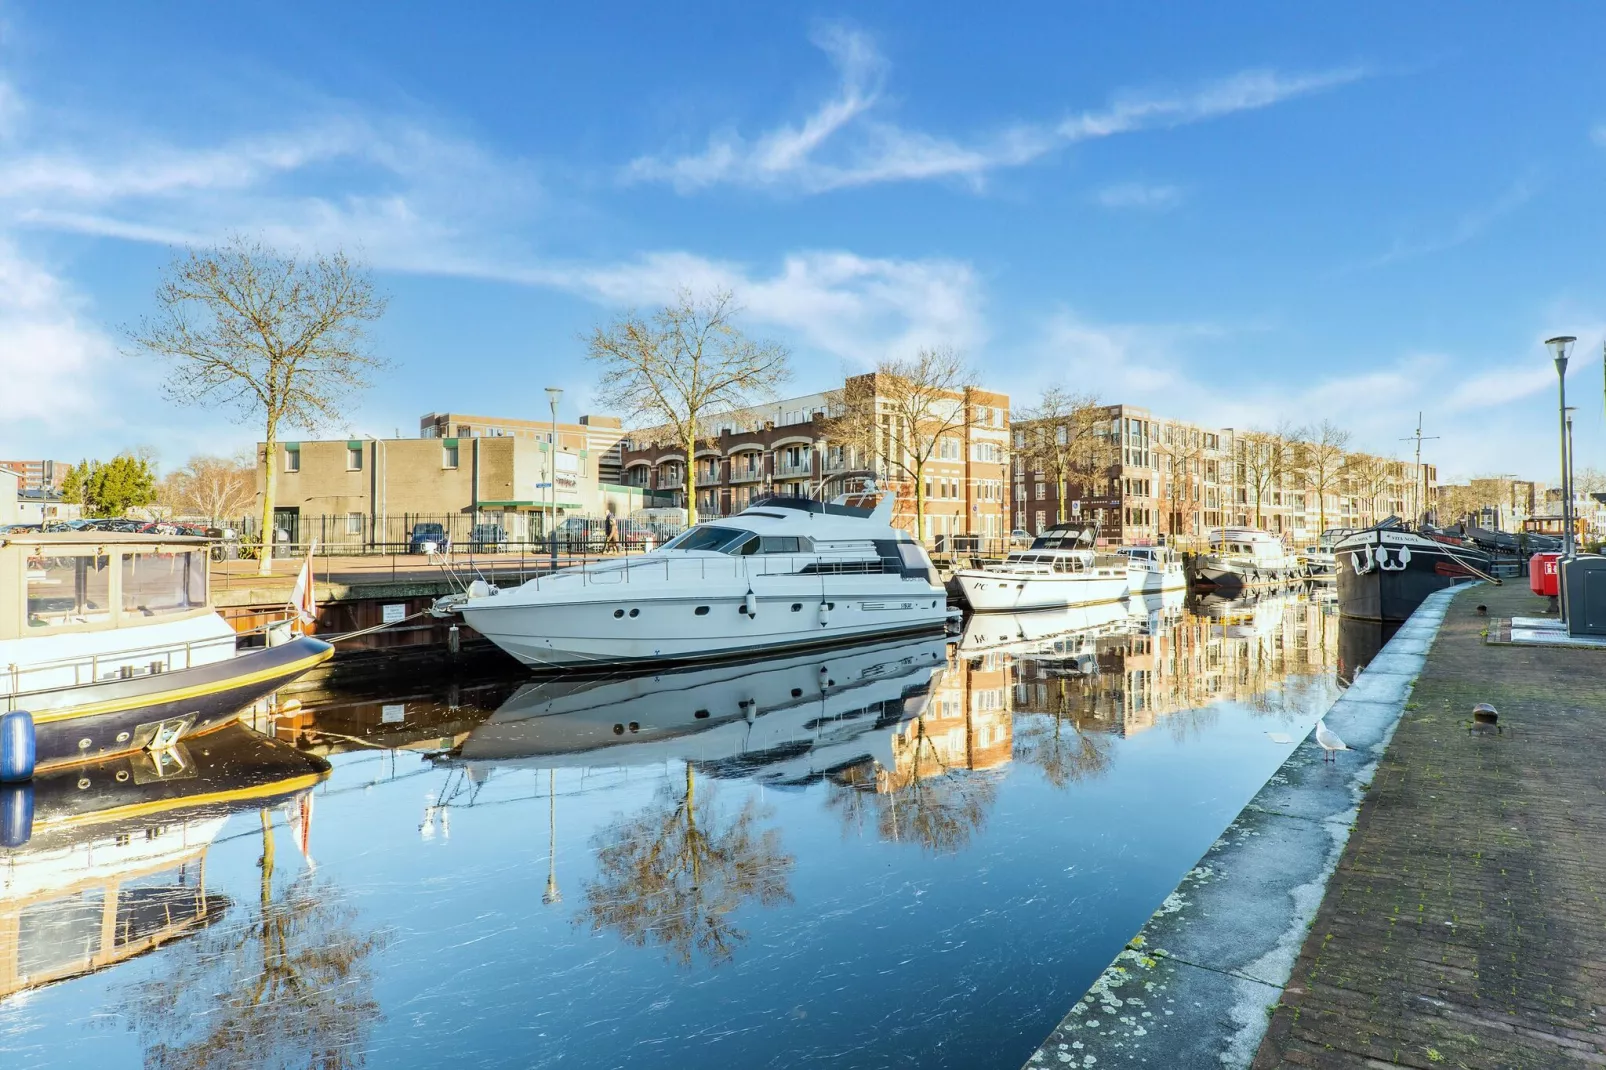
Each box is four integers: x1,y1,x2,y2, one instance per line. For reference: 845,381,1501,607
954,523,1129,613
1117,545,1187,592
956,601,1130,672
443,493,948,669
1189,528,1302,590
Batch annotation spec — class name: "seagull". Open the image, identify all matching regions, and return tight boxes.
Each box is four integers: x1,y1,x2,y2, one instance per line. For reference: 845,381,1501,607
1315,719,1349,763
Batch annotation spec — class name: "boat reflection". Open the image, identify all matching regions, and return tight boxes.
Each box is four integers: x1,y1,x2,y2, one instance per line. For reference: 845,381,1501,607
1336,616,1399,687
0,724,329,1000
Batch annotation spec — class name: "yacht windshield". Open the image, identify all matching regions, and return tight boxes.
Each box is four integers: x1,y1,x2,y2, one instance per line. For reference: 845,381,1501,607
658,525,753,553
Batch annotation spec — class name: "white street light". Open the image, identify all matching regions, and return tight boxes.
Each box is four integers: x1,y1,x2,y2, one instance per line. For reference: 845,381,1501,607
546,386,563,569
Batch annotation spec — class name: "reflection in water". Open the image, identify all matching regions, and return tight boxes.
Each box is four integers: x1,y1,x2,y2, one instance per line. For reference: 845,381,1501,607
122,808,388,1069
5,588,1348,1070
580,766,793,967
1336,616,1400,687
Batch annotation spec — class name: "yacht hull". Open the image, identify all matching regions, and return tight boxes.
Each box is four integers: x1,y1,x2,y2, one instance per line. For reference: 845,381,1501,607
954,571,1129,612
1191,559,1301,591
1125,566,1187,593
462,589,948,669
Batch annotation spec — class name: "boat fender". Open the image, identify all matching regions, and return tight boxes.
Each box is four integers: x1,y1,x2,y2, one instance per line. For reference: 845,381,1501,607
0,785,31,848
744,591,758,618
818,602,829,628
745,703,758,723
448,624,461,655
0,711,34,784
468,579,494,599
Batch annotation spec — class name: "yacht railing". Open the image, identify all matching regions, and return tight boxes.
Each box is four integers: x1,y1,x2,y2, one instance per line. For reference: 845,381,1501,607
517,551,914,590
4,633,239,702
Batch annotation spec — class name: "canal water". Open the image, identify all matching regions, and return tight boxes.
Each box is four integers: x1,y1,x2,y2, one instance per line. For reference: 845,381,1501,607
1,587,1379,1069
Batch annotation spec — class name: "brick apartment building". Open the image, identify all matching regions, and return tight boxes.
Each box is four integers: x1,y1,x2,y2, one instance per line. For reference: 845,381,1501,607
1012,404,1436,545
618,374,1012,545
0,459,70,494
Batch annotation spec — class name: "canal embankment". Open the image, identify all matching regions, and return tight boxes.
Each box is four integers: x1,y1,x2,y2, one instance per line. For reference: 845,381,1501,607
1026,585,1461,1069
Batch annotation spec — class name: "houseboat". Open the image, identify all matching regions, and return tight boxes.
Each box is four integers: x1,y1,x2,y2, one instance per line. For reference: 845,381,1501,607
1333,518,1493,622
1,532,332,774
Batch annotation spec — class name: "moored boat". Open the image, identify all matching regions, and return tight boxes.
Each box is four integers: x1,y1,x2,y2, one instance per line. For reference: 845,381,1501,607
1188,528,1302,590
1333,517,1492,622
954,523,1129,612
443,492,948,669
1117,544,1187,592
2,532,332,774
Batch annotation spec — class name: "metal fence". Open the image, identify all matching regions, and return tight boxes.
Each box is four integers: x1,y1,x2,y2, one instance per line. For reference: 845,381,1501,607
232,513,688,558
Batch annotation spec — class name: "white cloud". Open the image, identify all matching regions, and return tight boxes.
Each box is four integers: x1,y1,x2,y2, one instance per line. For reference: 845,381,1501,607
566,249,984,367
0,236,113,434
1363,177,1539,268
627,26,1365,194
1095,182,1183,211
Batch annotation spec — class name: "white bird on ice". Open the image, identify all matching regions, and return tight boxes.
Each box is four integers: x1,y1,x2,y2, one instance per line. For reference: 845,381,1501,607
1315,719,1348,763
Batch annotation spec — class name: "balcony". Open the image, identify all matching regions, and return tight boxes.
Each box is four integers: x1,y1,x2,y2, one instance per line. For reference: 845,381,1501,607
729,465,765,484
654,473,683,491
774,460,813,479
696,470,723,487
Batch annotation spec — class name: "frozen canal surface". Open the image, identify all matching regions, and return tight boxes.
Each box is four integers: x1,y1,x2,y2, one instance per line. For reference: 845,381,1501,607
1,589,1377,1069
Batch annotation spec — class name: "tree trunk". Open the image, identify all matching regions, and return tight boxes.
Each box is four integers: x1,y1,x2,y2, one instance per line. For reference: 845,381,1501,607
683,426,699,526
258,418,278,576
913,464,927,544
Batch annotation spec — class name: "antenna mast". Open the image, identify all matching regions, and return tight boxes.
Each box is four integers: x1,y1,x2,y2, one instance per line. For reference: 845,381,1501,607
1400,413,1441,525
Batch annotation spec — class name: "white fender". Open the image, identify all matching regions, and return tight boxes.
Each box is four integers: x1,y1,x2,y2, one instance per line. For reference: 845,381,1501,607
744,591,758,618
818,602,829,627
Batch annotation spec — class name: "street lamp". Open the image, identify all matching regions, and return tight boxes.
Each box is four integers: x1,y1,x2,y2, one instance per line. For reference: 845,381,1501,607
545,386,563,569
1547,336,1576,556
361,434,387,550
1567,406,1578,545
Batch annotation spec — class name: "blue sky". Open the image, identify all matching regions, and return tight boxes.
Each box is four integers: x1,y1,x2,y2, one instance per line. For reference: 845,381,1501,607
3,2,1606,481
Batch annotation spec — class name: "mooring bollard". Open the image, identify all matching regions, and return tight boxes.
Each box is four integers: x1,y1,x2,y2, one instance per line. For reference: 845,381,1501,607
0,710,35,784
0,785,32,848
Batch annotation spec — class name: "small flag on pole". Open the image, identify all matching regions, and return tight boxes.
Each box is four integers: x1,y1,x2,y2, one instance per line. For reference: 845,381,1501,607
287,539,318,633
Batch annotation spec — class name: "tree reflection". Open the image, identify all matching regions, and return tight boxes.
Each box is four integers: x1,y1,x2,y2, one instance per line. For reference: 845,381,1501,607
828,716,999,854
125,807,387,1069
578,766,793,968
1015,711,1111,788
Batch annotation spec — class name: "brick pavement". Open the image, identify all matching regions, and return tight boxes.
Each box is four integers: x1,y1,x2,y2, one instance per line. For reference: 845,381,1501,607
1253,583,1606,1068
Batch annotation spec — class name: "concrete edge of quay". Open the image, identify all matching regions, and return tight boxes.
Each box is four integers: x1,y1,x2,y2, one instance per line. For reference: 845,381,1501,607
1022,585,1462,1070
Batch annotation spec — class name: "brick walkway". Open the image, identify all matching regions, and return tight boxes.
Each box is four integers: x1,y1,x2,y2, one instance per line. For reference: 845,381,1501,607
1254,583,1606,1068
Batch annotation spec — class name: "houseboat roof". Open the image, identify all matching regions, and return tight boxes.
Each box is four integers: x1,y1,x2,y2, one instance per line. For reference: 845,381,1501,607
0,531,212,549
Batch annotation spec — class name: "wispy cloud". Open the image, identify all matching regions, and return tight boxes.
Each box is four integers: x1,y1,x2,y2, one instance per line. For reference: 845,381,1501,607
1363,176,1539,268
627,25,1366,195
0,236,114,429
1095,182,1183,211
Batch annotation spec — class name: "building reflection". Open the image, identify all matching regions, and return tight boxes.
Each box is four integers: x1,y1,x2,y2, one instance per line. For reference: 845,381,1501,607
0,725,328,1001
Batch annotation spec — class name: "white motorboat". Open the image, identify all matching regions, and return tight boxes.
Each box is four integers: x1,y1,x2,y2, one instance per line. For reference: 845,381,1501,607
957,601,1131,661
954,523,1129,612
1189,528,1302,590
452,635,950,786
1117,545,1187,592
445,493,948,669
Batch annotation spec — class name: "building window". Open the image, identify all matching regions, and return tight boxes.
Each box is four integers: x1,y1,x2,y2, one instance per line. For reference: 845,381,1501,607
285,446,300,473
442,443,459,469
346,512,363,535
347,446,363,471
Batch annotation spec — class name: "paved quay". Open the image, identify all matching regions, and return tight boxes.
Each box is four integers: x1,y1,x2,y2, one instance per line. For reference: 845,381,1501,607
1254,582,1606,1068
1026,587,1458,1069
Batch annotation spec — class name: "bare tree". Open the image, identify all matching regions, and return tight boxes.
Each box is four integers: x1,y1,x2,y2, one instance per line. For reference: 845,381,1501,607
1295,420,1351,535
160,451,257,524
578,765,793,967
124,235,388,574
1015,387,1116,526
1237,429,1292,529
1156,426,1205,538
825,347,975,542
1343,454,1393,527
588,290,791,526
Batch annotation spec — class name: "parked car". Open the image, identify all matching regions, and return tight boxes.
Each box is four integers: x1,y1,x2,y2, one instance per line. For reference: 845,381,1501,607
1010,528,1032,547
409,522,451,555
468,523,507,553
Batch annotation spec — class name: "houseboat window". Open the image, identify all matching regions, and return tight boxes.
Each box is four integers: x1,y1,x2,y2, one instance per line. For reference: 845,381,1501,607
25,553,113,627
17,889,106,977
121,551,206,616
759,536,807,554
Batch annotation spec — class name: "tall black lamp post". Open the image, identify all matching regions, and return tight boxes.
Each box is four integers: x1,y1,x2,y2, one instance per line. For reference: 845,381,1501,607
1547,336,1576,556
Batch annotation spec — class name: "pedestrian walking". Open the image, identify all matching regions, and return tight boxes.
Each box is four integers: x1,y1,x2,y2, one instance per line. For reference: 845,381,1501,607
603,511,620,552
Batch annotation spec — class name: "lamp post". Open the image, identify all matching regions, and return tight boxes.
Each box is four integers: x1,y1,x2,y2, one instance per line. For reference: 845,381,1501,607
1547,336,1576,556
545,386,563,570
362,434,387,550
1567,406,1578,544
